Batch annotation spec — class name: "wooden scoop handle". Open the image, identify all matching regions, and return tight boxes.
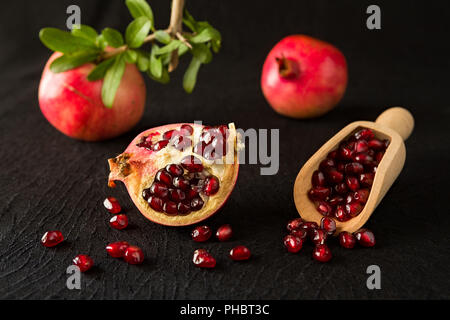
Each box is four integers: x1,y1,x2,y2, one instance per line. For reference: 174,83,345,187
375,107,414,141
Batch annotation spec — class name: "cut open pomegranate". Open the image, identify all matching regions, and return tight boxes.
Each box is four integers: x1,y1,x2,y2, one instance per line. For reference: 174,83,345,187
307,128,389,222
108,123,240,226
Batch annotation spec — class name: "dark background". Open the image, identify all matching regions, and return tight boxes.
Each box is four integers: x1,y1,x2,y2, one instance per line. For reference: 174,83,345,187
0,0,449,300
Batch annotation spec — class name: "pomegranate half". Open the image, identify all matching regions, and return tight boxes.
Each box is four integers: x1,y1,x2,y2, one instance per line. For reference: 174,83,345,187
108,123,240,226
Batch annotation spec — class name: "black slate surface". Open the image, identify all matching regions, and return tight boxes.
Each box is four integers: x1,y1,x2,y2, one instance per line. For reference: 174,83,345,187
0,0,449,299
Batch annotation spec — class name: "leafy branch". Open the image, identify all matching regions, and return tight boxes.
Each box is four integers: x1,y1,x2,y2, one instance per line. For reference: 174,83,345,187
39,0,221,108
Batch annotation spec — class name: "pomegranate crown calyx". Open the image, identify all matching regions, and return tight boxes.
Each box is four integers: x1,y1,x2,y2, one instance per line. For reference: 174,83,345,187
275,56,300,79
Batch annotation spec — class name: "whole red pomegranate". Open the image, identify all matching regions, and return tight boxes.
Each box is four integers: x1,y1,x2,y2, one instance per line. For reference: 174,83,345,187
261,35,348,118
38,52,146,141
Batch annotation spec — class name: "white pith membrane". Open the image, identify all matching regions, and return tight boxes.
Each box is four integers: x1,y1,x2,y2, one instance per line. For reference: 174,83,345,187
108,123,240,226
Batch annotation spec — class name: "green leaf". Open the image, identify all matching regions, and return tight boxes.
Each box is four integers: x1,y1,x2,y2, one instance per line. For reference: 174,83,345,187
124,49,138,63
71,25,98,43
153,40,181,55
49,51,99,73
125,0,154,29
96,34,107,50
154,30,171,44
102,54,126,108
183,56,202,94
102,28,124,48
136,51,149,71
149,45,162,78
183,9,197,32
87,58,115,81
125,17,151,48
178,44,189,57
192,43,212,64
148,66,170,84
39,28,98,54
189,27,221,44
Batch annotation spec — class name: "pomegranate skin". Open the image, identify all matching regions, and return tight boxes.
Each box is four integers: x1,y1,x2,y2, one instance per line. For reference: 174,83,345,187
38,52,146,141
261,35,347,119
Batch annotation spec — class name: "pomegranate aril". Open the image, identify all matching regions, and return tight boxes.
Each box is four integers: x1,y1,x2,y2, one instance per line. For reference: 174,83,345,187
286,218,303,232
345,176,360,192
186,187,199,200
283,235,303,253
312,244,332,262
148,196,164,212
106,241,129,258
173,176,190,191
316,201,333,216
216,224,233,241
320,217,336,235
41,230,64,247
345,201,363,217
109,214,129,230
325,168,344,184
308,187,331,201
169,189,186,202
152,139,169,151
328,195,344,207
103,197,121,214
345,193,354,204
359,172,375,187
336,162,345,173
344,162,364,175
204,176,220,196
179,124,194,135
191,225,212,242
190,197,204,211
327,150,338,159
181,155,204,172
319,159,335,171
72,254,94,272
368,139,385,150
291,228,308,240
171,135,192,151
354,188,370,204
162,129,176,140
142,188,152,201
338,146,353,161
163,201,178,215
354,139,369,153
312,170,327,187
165,164,184,176
354,128,374,141
301,221,319,237
177,202,191,215
193,249,216,268
355,228,376,247
124,246,144,264
149,181,169,198
311,228,328,245
230,245,251,261
156,169,173,186
334,205,348,222
375,151,385,163
339,232,356,249
353,152,374,165
334,182,348,195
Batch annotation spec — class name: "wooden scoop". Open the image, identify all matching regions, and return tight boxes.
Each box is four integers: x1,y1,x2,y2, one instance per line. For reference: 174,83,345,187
293,107,414,234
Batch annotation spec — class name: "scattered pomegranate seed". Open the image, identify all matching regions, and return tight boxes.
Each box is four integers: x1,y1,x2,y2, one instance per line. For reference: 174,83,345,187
41,230,64,247
355,229,376,247
124,246,144,264
72,254,94,272
191,225,212,242
310,228,328,245
216,224,233,241
283,235,303,253
229,246,251,261
312,244,332,262
193,249,216,268
339,232,356,249
320,217,336,235
301,221,319,236
109,214,129,230
106,241,130,258
290,228,308,239
286,218,303,232
103,197,121,214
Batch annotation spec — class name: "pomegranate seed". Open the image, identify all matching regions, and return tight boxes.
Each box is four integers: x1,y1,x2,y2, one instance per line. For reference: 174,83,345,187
344,162,364,175
162,129,176,140
171,135,192,151
375,151,385,163
190,197,204,211
310,228,328,245
191,225,212,242
334,205,348,222
301,221,319,237
109,214,129,230
316,201,333,216
169,189,186,202
339,232,356,249
181,155,204,172
308,187,331,201
355,229,376,247
142,188,152,200
148,196,164,212
368,139,385,150
283,235,303,253
177,202,191,215
106,241,129,258
353,153,374,165
286,218,303,232
328,195,344,207
354,188,370,204
41,230,64,247
203,176,220,196
152,140,170,151
338,146,353,161
229,246,251,261
325,169,344,184
173,176,190,190
354,139,369,153
354,128,374,141
149,181,169,198
345,176,360,192
359,173,375,187
103,197,121,214
72,254,94,272
193,249,216,268
311,170,326,187
334,182,348,195
345,193,354,203
216,224,233,241
320,217,336,235
165,163,184,176
336,162,345,173
180,124,194,135
319,159,335,171
327,150,338,159
163,201,178,215
291,228,308,239
124,246,144,264
345,201,364,217
155,169,173,186
312,244,332,262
